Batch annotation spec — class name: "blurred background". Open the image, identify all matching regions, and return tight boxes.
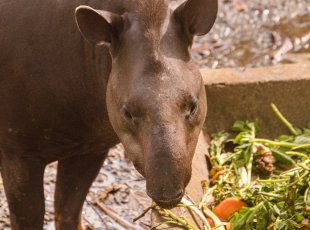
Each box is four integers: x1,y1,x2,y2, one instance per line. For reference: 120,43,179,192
0,0,309,229
192,0,310,68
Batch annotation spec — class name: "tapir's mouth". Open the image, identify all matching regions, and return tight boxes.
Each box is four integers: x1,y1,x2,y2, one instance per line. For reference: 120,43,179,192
154,196,183,209
149,191,184,209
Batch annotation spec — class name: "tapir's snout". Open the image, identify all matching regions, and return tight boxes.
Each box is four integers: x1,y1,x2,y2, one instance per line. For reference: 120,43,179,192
141,122,194,209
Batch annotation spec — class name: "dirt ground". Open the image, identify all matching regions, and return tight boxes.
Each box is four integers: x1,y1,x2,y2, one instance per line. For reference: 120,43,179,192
0,0,309,229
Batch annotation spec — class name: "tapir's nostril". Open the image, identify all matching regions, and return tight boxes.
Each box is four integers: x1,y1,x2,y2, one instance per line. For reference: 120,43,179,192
171,189,183,200
152,189,184,202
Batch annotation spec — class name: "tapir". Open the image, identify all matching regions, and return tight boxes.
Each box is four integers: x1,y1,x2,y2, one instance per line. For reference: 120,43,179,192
0,0,217,229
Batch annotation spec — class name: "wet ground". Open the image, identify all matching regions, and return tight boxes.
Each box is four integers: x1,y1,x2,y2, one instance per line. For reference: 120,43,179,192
0,0,309,229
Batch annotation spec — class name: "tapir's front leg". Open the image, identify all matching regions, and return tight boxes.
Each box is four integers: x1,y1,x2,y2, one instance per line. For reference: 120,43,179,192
54,152,108,230
0,153,45,230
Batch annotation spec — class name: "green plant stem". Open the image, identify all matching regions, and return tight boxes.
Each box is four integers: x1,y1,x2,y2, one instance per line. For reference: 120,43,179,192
251,139,298,148
297,163,310,171
158,208,199,230
286,151,309,159
292,144,310,150
201,206,226,230
181,198,212,230
257,179,288,183
271,104,298,135
258,192,285,199
199,186,216,209
304,187,310,204
151,220,182,230
246,145,254,187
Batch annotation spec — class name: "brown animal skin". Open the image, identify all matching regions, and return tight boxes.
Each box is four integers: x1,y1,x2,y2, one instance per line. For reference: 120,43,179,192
0,0,217,229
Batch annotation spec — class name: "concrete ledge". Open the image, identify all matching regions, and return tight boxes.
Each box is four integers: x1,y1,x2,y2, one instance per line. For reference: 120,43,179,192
202,63,310,138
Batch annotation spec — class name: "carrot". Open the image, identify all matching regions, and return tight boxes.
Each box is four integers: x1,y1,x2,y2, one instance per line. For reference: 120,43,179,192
206,217,215,228
213,197,248,221
225,222,231,230
210,170,226,184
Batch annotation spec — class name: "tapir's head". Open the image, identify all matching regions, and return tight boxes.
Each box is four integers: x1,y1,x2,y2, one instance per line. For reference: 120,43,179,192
75,0,217,208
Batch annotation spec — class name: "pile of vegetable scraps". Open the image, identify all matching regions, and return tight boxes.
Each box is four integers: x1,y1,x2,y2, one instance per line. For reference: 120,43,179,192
138,104,310,230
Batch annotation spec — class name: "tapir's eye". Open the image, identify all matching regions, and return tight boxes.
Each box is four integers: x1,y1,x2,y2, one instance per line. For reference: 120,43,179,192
122,105,133,121
185,99,198,119
122,105,140,127
190,102,198,115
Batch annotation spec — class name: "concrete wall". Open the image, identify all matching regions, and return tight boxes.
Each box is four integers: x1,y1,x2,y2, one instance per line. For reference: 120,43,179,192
202,63,310,138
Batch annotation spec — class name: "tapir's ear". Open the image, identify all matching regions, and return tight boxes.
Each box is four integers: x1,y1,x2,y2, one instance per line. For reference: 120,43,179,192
75,6,123,45
174,0,218,36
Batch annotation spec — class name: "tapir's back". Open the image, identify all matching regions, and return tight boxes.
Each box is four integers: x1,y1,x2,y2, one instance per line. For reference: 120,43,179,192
0,0,122,160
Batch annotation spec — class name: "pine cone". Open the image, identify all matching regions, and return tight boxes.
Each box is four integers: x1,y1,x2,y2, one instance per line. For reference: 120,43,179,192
255,145,276,173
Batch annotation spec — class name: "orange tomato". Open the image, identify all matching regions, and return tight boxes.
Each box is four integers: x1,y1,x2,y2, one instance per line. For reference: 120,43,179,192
213,197,248,221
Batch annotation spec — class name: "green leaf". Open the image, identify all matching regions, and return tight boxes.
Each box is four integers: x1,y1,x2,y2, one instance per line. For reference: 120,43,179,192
293,134,310,144
276,135,294,142
256,211,268,230
230,121,247,132
230,207,253,230
230,202,266,230
275,219,288,230
272,150,295,165
230,121,259,134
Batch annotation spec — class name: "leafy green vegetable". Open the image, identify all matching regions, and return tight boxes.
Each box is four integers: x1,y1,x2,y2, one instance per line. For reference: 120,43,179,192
230,202,267,230
154,104,309,230
208,104,310,230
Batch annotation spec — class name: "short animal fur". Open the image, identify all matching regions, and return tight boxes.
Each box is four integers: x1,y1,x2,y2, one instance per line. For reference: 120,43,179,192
0,0,217,229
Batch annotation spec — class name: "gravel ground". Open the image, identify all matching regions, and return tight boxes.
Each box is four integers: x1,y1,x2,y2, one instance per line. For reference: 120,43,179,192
193,0,310,68
0,0,309,229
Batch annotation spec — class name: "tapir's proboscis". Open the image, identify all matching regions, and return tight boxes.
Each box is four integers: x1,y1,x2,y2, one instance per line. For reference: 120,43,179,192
0,0,217,229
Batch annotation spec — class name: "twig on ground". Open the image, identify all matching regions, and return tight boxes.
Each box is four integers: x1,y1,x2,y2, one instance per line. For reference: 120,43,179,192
133,202,156,222
86,200,107,226
95,199,138,230
83,215,95,230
